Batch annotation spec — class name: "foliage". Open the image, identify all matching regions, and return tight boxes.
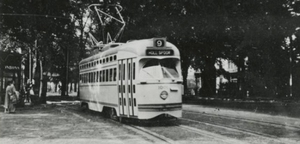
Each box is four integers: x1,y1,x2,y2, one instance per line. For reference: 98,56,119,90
1,0,300,99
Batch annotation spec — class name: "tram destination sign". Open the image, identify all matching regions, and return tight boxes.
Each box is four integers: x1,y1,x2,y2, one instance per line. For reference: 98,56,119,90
146,49,174,56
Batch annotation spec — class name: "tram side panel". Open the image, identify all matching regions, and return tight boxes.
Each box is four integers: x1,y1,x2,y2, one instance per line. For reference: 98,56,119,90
80,76,118,113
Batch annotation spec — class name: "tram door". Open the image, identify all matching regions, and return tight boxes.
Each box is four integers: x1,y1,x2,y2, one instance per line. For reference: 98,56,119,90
118,58,137,118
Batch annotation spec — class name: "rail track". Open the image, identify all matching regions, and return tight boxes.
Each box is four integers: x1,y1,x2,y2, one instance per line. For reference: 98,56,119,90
182,110,300,144
184,110,300,130
56,106,174,144
54,104,299,144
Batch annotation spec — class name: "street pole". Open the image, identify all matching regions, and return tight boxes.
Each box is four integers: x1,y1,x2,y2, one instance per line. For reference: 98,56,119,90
289,36,293,98
66,48,69,96
29,47,32,81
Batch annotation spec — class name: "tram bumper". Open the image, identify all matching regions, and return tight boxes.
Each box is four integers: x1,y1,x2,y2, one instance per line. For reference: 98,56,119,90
137,103,182,119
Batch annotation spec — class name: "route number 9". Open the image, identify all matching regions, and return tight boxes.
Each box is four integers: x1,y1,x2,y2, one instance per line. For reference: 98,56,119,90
154,38,165,47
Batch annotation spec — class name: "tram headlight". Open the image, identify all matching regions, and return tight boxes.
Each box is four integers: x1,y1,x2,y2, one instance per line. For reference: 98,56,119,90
160,91,168,100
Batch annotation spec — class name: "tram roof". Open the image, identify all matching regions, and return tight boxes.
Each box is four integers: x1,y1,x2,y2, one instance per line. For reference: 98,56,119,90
79,38,180,64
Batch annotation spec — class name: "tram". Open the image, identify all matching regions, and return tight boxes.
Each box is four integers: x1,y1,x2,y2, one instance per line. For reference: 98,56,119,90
79,38,183,120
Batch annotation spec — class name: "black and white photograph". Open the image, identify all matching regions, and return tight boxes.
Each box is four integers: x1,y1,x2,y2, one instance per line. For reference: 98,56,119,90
0,0,300,143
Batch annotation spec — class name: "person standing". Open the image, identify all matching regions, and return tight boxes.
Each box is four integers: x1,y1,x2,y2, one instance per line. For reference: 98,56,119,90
4,80,17,113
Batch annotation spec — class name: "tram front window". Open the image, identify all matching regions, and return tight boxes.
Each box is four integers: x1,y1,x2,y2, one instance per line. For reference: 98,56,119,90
140,58,179,80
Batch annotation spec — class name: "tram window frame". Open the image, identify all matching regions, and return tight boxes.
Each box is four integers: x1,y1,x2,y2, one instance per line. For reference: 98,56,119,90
110,56,113,62
100,60,102,64
103,59,106,63
106,57,109,62
114,55,117,61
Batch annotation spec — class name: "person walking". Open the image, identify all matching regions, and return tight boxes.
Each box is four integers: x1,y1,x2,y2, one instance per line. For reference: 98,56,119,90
4,80,17,113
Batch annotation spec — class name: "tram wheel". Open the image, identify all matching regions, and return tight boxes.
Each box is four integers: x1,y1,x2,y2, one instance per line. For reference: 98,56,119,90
81,103,89,112
108,108,117,121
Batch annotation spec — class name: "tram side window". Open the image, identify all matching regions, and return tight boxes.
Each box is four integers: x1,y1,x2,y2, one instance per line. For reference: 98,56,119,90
82,74,86,83
86,73,88,83
93,72,95,82
119,64,121,80
92,72,94,83
101,70,103,82
109,69,112,81
128,63,131,79
83,73,87,83
103,70,105,82
106,69,109,82
114,55,117,61
82,74,84,83
133,63,135,80
123,64,125,80
96,71,99,82
113,68,117,81
100,71,102,82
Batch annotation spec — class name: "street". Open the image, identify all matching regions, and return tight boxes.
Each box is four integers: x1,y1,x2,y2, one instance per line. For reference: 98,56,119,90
1,103,299,144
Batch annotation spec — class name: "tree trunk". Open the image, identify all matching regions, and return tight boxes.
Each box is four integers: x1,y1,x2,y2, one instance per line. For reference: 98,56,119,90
180,53,191,96
200,57,216,97
39,57,43,98
40,75,47,104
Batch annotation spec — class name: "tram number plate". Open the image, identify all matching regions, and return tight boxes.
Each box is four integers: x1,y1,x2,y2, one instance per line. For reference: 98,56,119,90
146,49,173,56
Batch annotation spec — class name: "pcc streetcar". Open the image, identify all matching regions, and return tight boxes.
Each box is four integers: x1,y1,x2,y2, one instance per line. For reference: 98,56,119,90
79,38,183,121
